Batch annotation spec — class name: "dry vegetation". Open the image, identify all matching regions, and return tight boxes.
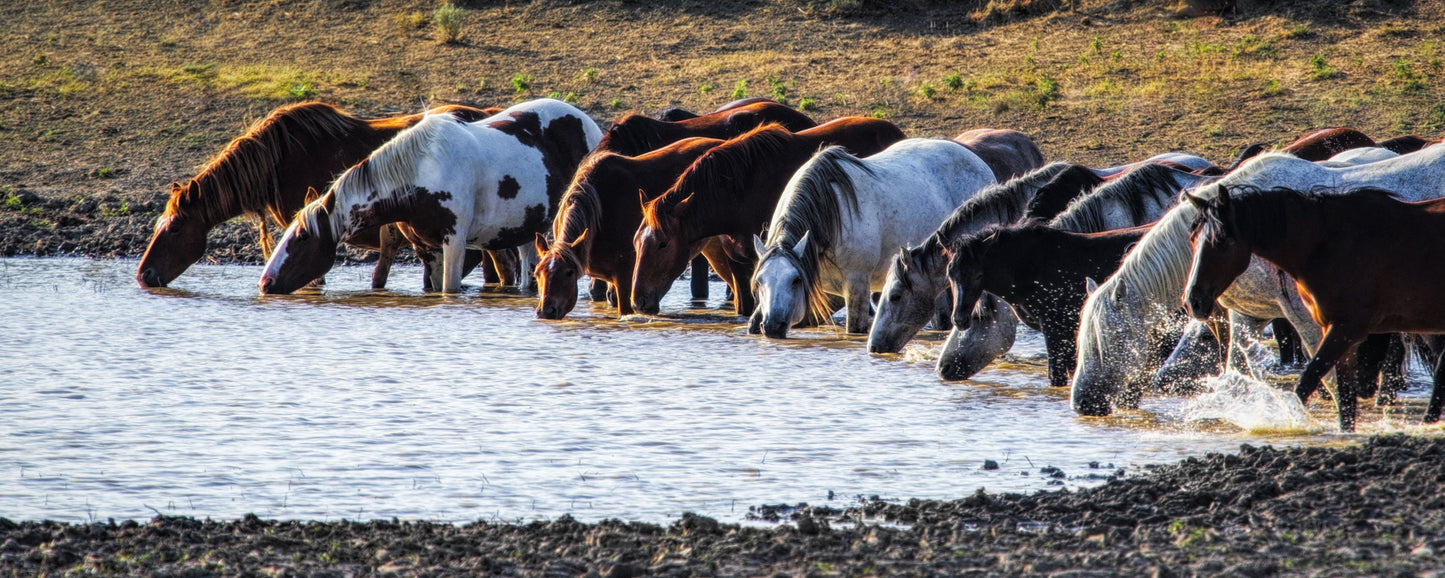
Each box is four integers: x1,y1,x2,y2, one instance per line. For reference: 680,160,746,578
0,0,1442,257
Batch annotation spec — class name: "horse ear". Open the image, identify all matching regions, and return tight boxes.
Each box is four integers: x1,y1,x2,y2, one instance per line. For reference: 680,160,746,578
534,232,549,256
897,246,911,269
752,234,767,257
638,190,650,213
793,230,811,258
304,186,321,204
571,228,589,246
672,193,695,215
1084,277,1099,297
1217,186,1232,207
1111,280,1127,301
1181,189,1208,208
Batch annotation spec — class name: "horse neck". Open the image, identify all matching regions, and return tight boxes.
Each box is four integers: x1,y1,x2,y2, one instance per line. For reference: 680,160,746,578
1111,202,1200,305
603,117,680,156
678,139,811,240
1228,193,1319,277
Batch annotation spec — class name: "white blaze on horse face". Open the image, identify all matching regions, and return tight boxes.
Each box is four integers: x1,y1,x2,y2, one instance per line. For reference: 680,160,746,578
753,254,807,331
260,220,300,282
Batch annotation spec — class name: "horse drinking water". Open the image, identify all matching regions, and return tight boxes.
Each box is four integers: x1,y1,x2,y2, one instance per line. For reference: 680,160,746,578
259,99,601,295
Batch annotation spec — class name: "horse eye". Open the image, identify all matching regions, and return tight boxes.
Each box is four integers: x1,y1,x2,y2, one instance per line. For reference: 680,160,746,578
889,293,901,303
658,241,669,250
297,229,311,242
792,278,802,287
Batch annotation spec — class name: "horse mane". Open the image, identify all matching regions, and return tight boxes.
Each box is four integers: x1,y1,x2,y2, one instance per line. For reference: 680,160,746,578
1022,164,1104,222
764,145,872,321
927,161,1071,247
1049,163,1195,233
546,154,610,270
647,123,794,229
165,102,362,250
1195,185,1401,251
320,110,464,237
599,115,670,156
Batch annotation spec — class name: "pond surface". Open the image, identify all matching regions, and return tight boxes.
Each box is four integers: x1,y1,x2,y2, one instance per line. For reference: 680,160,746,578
0,258,1422,525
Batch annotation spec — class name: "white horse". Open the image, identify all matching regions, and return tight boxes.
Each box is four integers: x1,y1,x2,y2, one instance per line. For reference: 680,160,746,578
259,99,602,295
1072,145,1444,416
749,140,995,338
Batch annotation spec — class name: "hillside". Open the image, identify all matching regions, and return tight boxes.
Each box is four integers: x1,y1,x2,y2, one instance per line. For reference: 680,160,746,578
1,0,1441,260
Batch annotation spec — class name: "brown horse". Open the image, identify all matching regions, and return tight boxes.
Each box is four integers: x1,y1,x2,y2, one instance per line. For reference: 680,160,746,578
1185,186,1445,430
631,118,907,316
655,97,781,122
1223,127,1377,172
946,222,1152,387
136,102,503,289
952,129,1047,183
595,101,816,157
534,137,740,319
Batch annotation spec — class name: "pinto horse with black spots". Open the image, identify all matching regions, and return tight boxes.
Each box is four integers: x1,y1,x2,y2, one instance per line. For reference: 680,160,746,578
631,118,906,317
136,102,505,290
259,99,601,295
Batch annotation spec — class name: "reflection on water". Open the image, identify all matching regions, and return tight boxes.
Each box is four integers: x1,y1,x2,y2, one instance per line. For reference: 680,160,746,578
0,258,1431,524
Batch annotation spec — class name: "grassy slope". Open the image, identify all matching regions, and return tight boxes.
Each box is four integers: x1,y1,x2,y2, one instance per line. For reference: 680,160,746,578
0,0,1442,257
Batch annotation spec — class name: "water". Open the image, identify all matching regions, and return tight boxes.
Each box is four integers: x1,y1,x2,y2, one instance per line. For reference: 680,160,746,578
0,258,1425,525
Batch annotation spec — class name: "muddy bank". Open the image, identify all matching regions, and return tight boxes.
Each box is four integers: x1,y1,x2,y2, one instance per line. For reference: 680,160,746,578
3,434,1441,576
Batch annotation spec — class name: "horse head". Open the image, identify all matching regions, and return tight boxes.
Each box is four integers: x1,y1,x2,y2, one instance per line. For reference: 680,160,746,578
750,232,812,339
136,181,212,288
943,231,1003,332
259,197,339,295
867,240,951,354
1184,186,1249,320
935,292,1018,381
1071,276,1168,415
631,192,694,314
534,229,588,320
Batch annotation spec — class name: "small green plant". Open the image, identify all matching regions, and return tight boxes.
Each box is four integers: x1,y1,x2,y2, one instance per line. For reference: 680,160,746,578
477,78,490,92
579,67,598,83
766,75,788,101
510,73,533,94
943,72,963,91
730,79,747,100
434,3,465,44
101,202,131,217
1393,60,1428,91
1262,79,1285,97
392,11,427,35
1036,76,1059,101
699,82,715,94
1378,24,1410,39
798,97,817,111
563,92,579,104
869,103,888,118
4,195,21,210
1089,36,1104,55
44,32,59,43
1204,126,1225,137
181,133,206,148
1284,23,1313,39
96,167,114,179
33,53,48,66
1308,54,1341,80
832,91,848,105
289,83,318,100
916,83,937,99
609,98,623,109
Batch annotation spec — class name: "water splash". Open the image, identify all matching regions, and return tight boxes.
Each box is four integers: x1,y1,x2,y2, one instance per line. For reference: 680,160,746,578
1184,371,1318,433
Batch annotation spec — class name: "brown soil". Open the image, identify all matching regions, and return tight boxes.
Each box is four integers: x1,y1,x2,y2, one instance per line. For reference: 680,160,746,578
2,0,1442,262
3,435,1443,576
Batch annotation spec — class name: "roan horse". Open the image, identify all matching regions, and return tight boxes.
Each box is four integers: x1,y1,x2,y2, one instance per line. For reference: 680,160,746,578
750,139,996,338
137,101,504,290
1185,185,1445,430
534,137,740,319
1071,144,1445,419
631,118,907,317
259,99,602,295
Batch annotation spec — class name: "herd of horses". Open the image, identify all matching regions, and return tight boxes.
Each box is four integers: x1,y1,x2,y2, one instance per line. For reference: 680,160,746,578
132,96,1445,432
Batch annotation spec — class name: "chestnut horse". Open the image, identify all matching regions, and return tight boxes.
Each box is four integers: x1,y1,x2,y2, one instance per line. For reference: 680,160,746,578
260,99,601,295
595,101,816,157
655,97,781,122
631,118,907,316
534,137,740,319
946,222,1152,387
1185,185,1445,430
1222,127,1376,172
137,101,504,289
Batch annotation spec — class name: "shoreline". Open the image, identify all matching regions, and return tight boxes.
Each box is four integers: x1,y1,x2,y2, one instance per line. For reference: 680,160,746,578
3,435,1442,576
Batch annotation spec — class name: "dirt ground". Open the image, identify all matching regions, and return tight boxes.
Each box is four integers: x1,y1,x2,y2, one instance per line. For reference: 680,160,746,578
2,0,1442,262
1,435,1442,576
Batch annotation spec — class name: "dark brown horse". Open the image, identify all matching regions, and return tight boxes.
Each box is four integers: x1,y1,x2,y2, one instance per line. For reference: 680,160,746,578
136,102,503,289
1223,127,1377,172
946,222,1152,387
1185,186,1445,430
595,101,816,157
952,129,1047,183
631,118,907,316
535,137,740,319
655,97,781,122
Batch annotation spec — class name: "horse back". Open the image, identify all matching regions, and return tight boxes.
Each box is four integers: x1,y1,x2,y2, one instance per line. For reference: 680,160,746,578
1281,127,1376,161
953,129,1046,182
796,117,906,158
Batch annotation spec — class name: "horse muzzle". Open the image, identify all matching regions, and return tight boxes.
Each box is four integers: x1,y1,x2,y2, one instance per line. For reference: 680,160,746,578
536,303,567,320
136,266,166,288
867,334,904,354
762,319,790,339
1070,379,1115,417
1184,290,1216,320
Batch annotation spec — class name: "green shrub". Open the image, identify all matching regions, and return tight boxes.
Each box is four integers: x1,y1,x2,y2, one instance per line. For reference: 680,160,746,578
434,3,464,44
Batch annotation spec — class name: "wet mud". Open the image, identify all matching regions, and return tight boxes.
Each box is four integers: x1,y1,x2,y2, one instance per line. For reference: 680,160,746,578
3,435,1441,576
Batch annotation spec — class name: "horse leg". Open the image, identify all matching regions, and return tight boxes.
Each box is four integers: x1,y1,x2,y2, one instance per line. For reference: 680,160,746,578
614,270,634,317
417,246,442,292
1225,311,1270,378
700,242,750,316
843,274,873,334
929,290,953,331
440,237,468,295
458,249,486,285
1427,339,1445,423
1296,325,1364,431
515,245,539,293
589,279,610,302
371,224,401,290
1039,315,1078,388
689,255,710,301
729,258,757,317
1351,333,1392,399
489,249,520,286
1377,334,1410,406
1270,318,1303,367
